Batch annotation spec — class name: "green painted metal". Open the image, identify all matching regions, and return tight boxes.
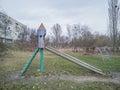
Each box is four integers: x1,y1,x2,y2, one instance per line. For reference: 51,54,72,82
20,48,39,75
40,48,44,72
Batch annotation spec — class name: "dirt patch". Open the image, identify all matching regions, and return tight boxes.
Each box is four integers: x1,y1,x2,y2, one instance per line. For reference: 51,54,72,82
8,72,120,84
59,75,120,84
109,72,120,79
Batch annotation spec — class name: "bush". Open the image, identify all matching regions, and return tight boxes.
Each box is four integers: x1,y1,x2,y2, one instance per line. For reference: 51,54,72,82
7,43,24,51
0,43,24,60
0,42,8,52
0,43,8,59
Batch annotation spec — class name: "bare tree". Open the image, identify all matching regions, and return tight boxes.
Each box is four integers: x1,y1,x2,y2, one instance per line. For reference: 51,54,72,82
66,24,93,51
94,32,109,47
51,23,62,48
29,29,37,45
108,0,119,54
72,24,80,52
60,35,68,48
17,28,29,43
81,25,94,47
66,24,72,42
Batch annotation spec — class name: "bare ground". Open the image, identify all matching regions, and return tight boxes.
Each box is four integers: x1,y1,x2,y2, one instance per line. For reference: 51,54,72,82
7,72,120,84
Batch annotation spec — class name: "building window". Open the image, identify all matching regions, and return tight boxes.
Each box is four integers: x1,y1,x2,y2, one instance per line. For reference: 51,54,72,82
7,26,10,30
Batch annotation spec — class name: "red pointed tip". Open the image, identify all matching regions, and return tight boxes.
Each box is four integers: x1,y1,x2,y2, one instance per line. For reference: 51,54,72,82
38,23,46,30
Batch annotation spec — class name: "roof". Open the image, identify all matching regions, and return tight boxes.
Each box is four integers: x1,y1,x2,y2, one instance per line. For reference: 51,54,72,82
38,23,46,30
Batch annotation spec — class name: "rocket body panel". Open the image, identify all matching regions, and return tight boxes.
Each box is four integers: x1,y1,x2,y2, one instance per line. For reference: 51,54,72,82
38,36,44,48
37,29,46,36
37,23,46,49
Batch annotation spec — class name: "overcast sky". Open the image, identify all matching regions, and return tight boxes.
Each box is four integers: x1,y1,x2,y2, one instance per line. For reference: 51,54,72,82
0,0,108,35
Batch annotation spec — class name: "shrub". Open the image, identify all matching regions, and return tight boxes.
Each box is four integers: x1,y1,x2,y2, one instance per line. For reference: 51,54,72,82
0,42,8,60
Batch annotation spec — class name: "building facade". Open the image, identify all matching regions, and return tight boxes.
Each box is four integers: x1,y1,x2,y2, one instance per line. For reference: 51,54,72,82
0,12,27,43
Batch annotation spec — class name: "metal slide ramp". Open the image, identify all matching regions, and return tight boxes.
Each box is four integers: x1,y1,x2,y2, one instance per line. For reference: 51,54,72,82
45,47,105,75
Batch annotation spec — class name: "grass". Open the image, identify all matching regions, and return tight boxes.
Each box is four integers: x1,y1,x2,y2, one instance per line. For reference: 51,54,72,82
67,52,120,73
0,48,120,90
0,80,120,90
0,50,92,79
0,50,120,78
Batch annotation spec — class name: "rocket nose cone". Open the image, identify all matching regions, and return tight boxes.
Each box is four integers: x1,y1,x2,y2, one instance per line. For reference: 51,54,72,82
38,23,46,30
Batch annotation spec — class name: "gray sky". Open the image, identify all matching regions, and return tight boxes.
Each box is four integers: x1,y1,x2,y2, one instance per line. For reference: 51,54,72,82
0,0,108,34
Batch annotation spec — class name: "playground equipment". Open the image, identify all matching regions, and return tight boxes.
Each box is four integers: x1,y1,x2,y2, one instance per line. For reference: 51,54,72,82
105,48,111,61
95,47,110,61
45,46,105,75
20,23,46,75
95,47,104,61
20,23,105,76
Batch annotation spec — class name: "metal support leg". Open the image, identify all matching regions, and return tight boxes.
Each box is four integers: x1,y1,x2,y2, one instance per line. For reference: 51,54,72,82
20,48,39,75
40,48,44,72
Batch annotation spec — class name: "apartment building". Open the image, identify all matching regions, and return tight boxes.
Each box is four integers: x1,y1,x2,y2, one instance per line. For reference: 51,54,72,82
0,12,27,43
